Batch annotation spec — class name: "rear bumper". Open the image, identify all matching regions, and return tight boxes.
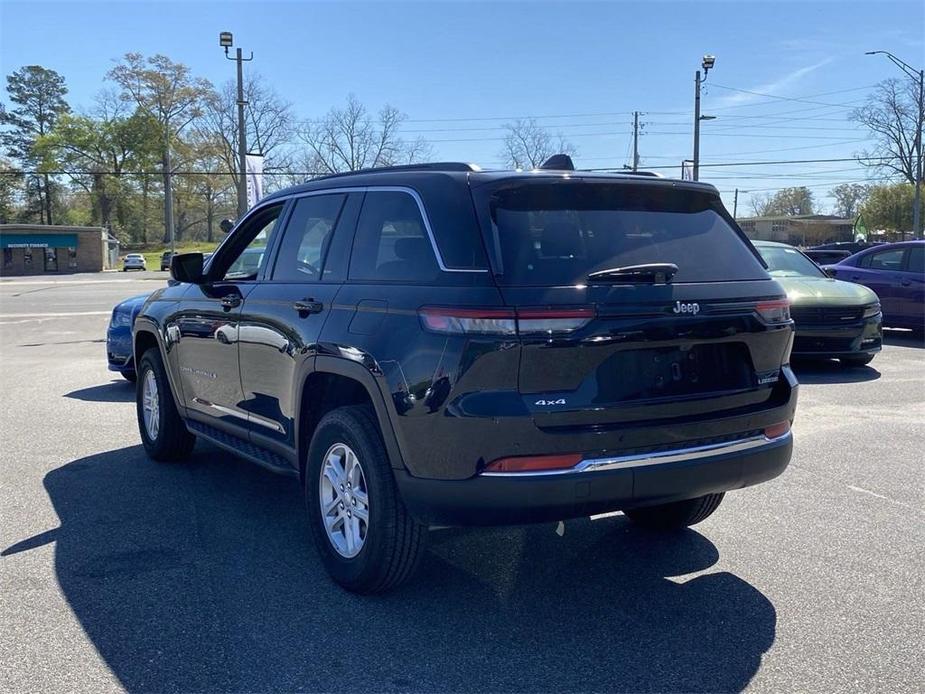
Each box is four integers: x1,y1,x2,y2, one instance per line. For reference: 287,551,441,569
396,431,793,526
791,315,882,357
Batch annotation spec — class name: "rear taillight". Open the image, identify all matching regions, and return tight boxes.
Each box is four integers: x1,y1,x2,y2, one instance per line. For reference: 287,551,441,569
418,307,516,335
419,306,594,335
755,299,791,324
483,452,583,473
764,421,791,439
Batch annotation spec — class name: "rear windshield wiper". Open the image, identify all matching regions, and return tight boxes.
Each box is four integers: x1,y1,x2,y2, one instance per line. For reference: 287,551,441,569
587,263,679,283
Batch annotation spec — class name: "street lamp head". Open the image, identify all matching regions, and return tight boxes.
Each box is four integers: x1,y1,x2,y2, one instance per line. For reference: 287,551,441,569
702,54,716,72
219,31,233,49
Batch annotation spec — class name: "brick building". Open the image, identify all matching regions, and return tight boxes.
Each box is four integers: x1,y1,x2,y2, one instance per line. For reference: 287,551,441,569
736,214,855,246
0,224,116,276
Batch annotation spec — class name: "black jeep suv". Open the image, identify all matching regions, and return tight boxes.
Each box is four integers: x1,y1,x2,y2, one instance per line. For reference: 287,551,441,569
133,160,797,593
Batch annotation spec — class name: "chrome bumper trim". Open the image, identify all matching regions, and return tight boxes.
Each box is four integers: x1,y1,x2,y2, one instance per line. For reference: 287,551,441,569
481,432,791,478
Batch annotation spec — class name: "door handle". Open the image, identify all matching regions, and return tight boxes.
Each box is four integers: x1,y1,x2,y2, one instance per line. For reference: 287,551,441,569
901,279,912,287
293,298,323,315
220,294,241,310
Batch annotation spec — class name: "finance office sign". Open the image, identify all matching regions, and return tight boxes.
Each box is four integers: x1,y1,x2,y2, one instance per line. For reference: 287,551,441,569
0,233,78,249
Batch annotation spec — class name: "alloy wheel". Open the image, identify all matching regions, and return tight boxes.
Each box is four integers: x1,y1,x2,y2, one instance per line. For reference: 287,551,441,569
142,369,160,441
319,443,369,558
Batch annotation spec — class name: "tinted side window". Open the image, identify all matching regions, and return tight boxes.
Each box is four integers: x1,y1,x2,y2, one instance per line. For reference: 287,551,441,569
349,191,440,282
272,194,346,282
904,246,923,274
868,248,905,271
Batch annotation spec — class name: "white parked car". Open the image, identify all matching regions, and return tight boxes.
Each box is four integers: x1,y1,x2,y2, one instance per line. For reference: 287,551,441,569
122,253,147,271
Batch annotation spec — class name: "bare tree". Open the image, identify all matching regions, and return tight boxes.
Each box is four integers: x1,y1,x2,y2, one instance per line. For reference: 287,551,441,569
298,94,431,175
197,74,295,183
498,118,577,169
851,79,922,183
749,192,774,217
749,187,814,217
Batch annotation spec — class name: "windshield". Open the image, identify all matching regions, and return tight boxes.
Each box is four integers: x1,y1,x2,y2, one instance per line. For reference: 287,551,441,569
486,182,767,286
757,244,826,278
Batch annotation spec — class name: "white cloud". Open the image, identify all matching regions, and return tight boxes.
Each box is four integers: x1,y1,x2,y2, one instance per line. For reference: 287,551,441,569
711,58,835,108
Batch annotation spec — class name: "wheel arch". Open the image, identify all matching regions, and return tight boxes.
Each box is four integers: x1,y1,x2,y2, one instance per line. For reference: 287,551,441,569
296,356,406,483
133,320,185,414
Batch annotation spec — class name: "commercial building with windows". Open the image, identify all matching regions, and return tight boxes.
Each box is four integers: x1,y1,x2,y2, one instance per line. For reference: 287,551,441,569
737,214,854,246
0,224,116,276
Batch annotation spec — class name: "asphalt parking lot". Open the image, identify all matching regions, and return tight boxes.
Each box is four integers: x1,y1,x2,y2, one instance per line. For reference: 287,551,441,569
0,272,922,693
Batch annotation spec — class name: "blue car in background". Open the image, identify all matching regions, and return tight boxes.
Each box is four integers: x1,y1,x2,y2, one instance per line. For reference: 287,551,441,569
824,240,924,336
106,293,151,382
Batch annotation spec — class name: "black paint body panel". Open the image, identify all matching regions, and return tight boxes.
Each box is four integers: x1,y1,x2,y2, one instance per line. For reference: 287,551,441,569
133,168,798,526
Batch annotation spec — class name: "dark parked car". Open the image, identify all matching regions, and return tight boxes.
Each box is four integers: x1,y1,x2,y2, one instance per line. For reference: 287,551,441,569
824,241,924,334
753,241,881,365
131,159,797,592
811,241,883,254
160,251,173,271
802,249,851,266
106,293,152,381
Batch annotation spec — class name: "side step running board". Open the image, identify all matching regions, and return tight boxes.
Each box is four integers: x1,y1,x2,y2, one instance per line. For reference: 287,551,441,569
186,420,298,477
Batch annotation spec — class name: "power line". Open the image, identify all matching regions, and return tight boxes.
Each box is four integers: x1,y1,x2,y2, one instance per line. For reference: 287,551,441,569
708,83,872,109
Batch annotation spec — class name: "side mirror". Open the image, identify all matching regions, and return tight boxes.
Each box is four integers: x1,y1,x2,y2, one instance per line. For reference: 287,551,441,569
170,252,204,284
220,218,235,234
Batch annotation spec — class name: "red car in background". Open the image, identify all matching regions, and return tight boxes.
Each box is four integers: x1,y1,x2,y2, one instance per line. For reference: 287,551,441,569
824,240,924,336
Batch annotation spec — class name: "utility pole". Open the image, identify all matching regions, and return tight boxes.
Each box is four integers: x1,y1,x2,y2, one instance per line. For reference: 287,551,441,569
693,55,716,182
632,111,640,172
866,51,923,239
733,188,739,218
220,32,253,219
164,121,174,256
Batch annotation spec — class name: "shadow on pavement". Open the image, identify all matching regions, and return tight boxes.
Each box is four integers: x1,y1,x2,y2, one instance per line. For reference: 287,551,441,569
791,358,881,384
3,445,776,693
883,328,924,349
64,381,135,403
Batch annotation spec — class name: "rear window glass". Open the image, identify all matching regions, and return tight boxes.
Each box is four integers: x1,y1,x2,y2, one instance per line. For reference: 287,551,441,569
756,245,825,278
485,183,767,285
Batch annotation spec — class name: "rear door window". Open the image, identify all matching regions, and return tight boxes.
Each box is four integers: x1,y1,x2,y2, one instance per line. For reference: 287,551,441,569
348,191,440,283
271,194,346,282
867,248,905,271
483,182,767,286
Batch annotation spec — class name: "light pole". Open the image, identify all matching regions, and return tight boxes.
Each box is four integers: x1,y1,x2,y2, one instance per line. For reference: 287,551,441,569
866,50,924,239
693,54,716,182
220,31,253,219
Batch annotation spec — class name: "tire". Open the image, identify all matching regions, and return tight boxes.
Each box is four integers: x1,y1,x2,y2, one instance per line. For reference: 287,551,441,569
840,354,874,367
136,347,195,461
305,405,426,594
121,370,137,383
624,492,725,530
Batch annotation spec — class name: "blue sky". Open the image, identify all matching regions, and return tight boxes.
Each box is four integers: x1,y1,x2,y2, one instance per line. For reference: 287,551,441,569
1,0,923,213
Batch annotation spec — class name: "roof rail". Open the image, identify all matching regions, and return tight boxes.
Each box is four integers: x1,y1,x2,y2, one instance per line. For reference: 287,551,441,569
623,170,664,178
309,162,481,182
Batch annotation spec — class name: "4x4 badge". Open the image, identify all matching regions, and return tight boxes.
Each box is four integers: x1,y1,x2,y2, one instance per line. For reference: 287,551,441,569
673,301,701,315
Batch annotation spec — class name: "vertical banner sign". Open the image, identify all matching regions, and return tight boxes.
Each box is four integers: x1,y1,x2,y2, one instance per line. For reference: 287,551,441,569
245,153,264,209
681,160,694,181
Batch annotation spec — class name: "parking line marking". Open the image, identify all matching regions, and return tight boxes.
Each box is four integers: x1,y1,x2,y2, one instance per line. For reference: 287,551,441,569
0,311,111,322
847,484,916,510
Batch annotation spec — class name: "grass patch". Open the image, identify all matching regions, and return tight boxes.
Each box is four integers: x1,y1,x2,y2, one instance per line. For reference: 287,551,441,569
125,242,220,270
